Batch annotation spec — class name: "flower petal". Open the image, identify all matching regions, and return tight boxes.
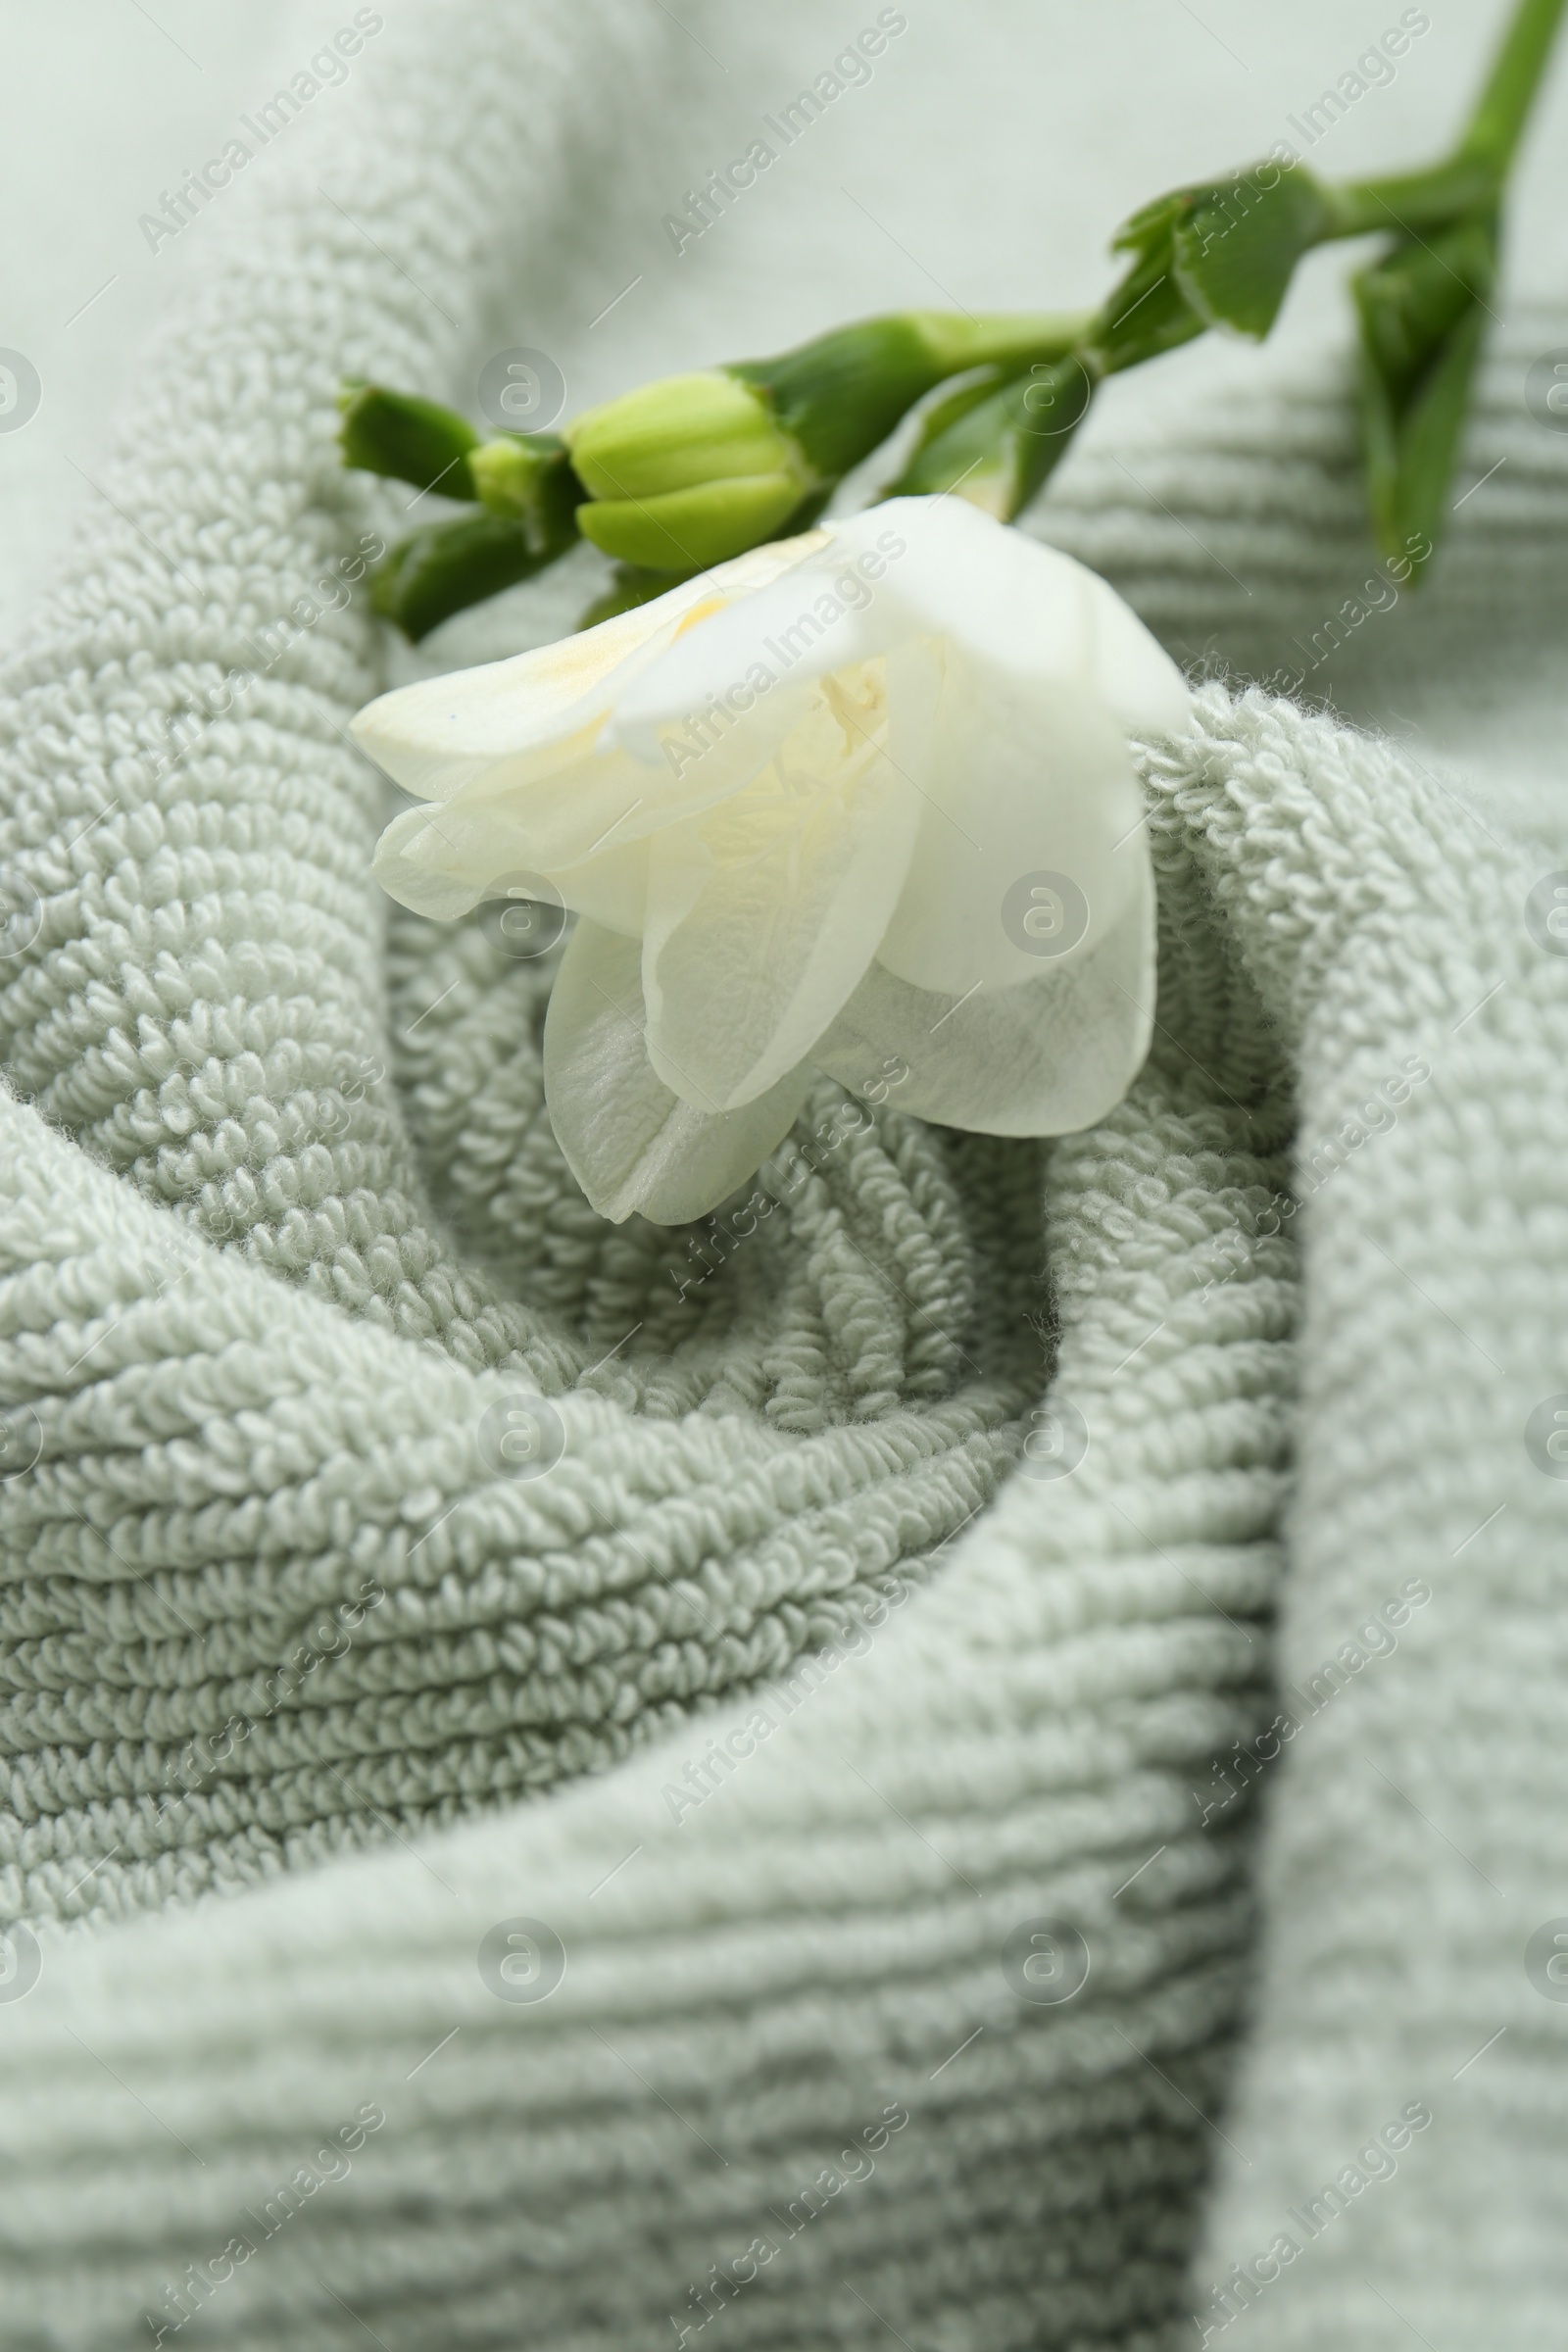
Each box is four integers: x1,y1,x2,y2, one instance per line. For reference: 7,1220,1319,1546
543,920,809,1225
640,642,936,1113
813,845,1155,1136
354,530,826,803
875,670,1144,997
360,532,832,917
607,495,1191,745
369,752,660,927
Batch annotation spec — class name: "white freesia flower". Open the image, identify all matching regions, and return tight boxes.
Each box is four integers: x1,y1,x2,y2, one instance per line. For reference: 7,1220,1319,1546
356,496,1190,1225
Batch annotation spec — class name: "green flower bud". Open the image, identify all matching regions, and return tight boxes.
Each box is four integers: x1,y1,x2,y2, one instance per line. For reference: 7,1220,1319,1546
563,370,814,570
576,472,811,571
468,431,586,555
336,380,480,498
560,318,1087,572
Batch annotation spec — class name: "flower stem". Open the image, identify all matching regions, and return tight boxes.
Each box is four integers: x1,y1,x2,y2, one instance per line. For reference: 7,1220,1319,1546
1323,159,1499,239
902,311,1095,378
1328,0,1565,233
732,310,1092,482
342,0,1567,628
1457,0,1568,171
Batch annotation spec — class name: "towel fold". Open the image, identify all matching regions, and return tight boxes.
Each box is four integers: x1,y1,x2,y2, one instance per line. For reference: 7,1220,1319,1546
2,4,1567,2344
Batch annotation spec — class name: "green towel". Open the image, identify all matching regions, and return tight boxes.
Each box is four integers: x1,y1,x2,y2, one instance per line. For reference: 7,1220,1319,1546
3,4,1568,2345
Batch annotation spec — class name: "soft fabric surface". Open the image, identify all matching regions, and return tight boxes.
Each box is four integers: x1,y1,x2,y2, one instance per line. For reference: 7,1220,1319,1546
2,3,1567,2346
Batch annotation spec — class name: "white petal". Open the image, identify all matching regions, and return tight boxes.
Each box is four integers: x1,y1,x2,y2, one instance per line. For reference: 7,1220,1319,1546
875,670,1144,997
640,642,935,1112
546,837,650,936
356,586,688,804
1074,551,1195,738
859,499,1194,737
353,530,827,804
610,495,1190,742
361,535,834,919
608,552,882,747
543,921,808,1224
371,801,499,921
369,747,662,923
813,845,1155,1136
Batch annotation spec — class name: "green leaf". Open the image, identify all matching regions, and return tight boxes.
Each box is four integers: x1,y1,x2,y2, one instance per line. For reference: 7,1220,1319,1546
1112,188,1187,266
1352,217,1494,403
911,364,1023,450
877,363,1023,499
1171,166,1335,338
1090,240,1204,376
879,358,1094,518
1359,298,1489,571
1107,162,1332,355
1352,217,1496,571
337,382,480,498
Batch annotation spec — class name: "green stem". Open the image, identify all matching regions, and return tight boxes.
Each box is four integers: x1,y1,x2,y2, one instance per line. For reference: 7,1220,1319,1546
1328,0,1565,234
904,310,1095,377
1324,159,1500,238
347,0,1568,630
734,310,1093,482
1458,0,1568,169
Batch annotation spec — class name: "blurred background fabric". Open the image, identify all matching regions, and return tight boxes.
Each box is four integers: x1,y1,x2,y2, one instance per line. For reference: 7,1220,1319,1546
1,5,1567,2349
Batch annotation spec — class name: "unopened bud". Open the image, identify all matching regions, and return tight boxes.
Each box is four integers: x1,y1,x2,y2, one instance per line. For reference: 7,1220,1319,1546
563,370,813,570
336,381,480,498
468,432,585,556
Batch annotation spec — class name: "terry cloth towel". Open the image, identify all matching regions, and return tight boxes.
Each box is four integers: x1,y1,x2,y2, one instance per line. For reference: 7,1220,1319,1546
3,4,1568,2347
